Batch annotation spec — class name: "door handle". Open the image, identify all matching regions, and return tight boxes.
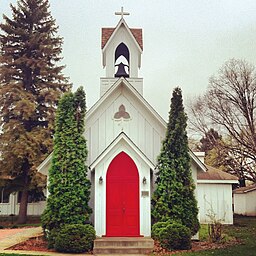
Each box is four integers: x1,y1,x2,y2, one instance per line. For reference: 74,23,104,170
122,208,126,213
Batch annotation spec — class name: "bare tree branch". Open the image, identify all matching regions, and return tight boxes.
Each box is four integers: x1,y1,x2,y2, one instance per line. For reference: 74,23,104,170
188,59,256,183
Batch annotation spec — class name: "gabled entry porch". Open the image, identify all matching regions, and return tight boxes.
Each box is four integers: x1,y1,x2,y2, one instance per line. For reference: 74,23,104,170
90,132,154,237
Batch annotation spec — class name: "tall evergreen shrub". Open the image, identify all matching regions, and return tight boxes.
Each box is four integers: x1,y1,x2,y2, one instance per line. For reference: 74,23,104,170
152,87,200,235
41,87,91,245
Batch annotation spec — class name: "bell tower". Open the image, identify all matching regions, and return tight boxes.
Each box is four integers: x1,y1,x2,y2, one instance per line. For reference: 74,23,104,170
100,8,143,96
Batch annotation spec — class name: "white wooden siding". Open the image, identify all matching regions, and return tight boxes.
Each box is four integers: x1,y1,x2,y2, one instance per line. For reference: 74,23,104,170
234,190,256,216
85,85,165,166
197,183,233,224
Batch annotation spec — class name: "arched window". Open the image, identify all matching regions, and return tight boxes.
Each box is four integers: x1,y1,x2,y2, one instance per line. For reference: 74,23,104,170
114,43,129,78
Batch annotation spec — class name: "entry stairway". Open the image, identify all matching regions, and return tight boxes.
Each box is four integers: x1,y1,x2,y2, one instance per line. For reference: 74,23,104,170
93,237,154,255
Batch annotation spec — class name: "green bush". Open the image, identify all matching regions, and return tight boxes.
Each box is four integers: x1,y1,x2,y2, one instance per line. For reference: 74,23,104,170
45,228,59,249
152,220,191,250
156,222,191,250
55,224,96,253
152,220,172,240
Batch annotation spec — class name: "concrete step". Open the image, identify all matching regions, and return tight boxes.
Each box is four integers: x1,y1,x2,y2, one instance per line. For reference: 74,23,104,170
94,247,152,255
93,237,154,255
94,237,154,247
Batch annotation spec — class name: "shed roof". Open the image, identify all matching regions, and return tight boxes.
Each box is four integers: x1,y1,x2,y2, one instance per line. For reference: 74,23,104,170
102,27,143,50
233,183,256,194
197,165,238,181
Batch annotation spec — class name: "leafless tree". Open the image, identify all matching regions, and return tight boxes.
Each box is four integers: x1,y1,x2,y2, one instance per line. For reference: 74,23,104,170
188,59,256,183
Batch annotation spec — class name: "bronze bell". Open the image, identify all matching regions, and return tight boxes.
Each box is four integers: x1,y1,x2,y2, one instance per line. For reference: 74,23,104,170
115,62,129,78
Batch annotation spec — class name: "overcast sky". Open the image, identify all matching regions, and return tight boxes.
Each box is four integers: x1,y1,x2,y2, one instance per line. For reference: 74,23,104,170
1,0,256,120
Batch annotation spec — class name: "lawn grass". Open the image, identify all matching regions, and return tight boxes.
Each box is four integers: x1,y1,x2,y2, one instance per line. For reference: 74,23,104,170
172,215,256,256
198,224,208,241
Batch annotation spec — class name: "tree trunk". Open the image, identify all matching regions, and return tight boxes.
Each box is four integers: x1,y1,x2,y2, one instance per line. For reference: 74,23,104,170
17,161,30,224
239,178,246,187
17,189,29,224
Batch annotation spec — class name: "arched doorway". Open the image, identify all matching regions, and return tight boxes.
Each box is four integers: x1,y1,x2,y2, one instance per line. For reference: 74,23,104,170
106,151,140,236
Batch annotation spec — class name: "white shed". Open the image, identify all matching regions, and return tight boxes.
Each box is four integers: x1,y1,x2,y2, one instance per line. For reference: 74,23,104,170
197,165,238,224
233,184,256,216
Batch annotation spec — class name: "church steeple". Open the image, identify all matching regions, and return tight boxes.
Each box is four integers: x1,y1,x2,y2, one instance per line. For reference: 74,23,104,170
100,8,143,96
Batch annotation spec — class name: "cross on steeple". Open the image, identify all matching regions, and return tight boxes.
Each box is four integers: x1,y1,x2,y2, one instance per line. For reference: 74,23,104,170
115,7,130,19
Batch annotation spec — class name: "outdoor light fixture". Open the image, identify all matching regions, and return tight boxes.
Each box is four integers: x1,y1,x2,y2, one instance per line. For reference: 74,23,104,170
142,177,147,184
99,176,103,184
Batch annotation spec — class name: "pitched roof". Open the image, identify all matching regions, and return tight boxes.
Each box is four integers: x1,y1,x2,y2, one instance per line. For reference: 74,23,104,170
190,151,207,173
89,132,155,170
87,77,166,127
102,27,143,50
130,29,143,50
101,28,115,49
197,165,238,181
37,152,52,175
233,183,256,194
87,77,207,173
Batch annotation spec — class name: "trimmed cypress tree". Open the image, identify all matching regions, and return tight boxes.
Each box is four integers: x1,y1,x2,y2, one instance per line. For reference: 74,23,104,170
152,87,200,235
41,87,91,246
0,0,70,223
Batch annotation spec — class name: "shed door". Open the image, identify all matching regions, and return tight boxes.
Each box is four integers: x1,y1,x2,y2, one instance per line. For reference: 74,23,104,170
106,152,140,236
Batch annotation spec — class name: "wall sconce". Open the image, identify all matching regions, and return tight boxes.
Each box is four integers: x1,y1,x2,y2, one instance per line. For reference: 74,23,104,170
99,176,103,184
142,177,147,184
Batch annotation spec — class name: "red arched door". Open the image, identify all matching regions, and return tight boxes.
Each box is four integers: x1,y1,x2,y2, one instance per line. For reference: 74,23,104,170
106,151,140,237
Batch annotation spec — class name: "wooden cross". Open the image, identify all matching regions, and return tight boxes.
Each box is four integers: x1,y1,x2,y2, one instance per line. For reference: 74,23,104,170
115,7,130,19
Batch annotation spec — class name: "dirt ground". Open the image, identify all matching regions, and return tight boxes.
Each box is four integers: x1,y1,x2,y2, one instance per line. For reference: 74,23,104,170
8,235,240,255
8,235,54,252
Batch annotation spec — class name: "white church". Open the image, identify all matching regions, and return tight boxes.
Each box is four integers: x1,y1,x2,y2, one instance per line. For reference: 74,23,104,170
1,9,238,238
